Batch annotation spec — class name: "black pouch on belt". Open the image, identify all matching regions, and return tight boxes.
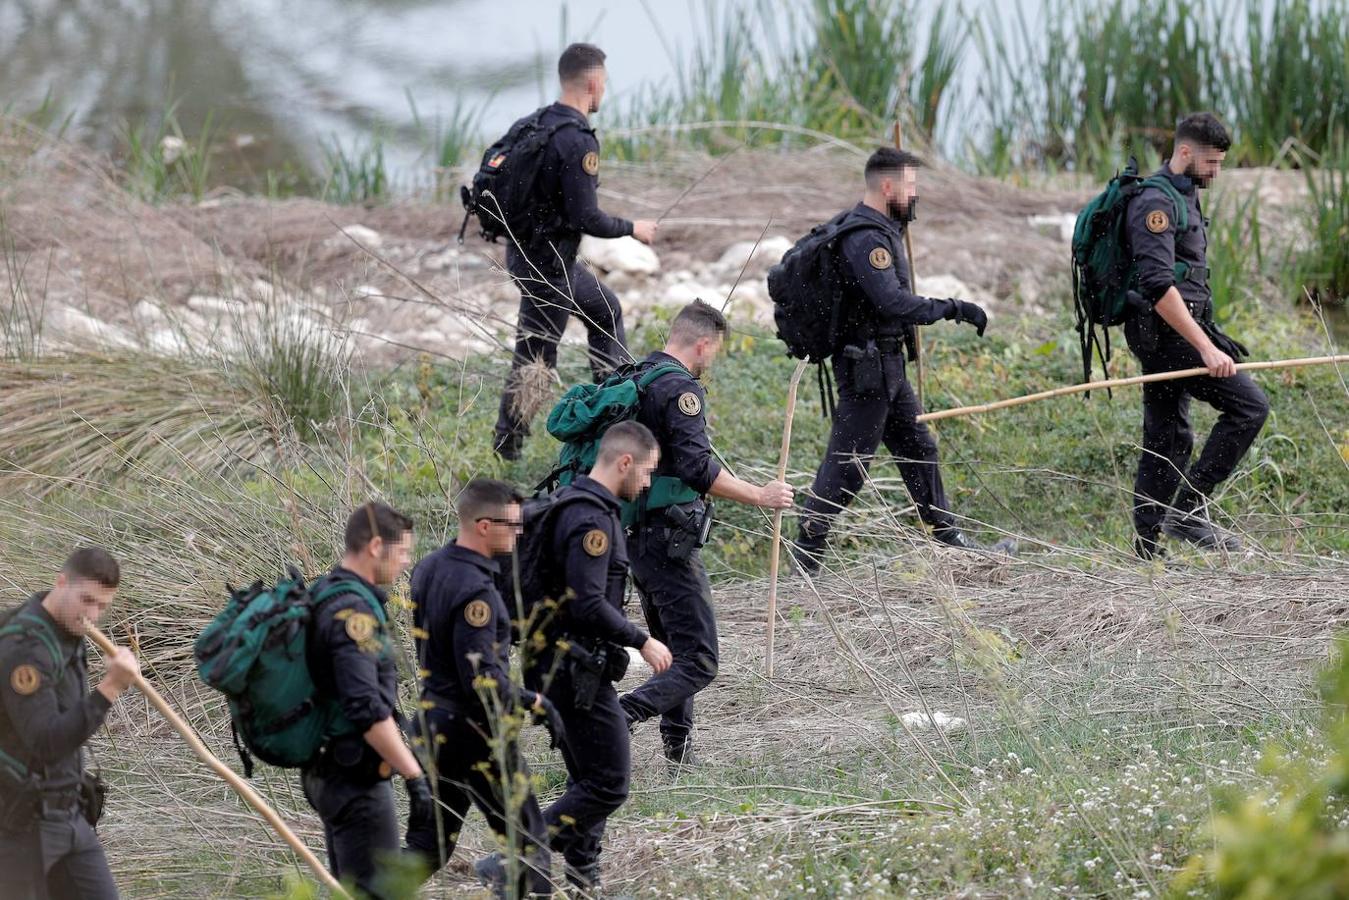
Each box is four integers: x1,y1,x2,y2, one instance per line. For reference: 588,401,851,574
80,770,107,827
842,341,884,393
664,502,713,561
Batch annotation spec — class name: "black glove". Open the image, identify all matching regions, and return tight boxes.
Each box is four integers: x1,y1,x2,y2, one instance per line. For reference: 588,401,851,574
531,694,567,750
404,774,436,835
947,300,988,337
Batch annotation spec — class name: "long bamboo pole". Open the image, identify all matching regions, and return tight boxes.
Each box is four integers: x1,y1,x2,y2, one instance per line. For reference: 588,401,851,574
766,359,809,678
85,625,351,898
894,120,924,408
915,355,1349,424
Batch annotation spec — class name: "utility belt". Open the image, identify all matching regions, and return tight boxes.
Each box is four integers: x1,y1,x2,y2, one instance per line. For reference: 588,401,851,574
311,731,393,784
0,774,104,830
840,339,906,394
562,637,630,712
647,500,714,561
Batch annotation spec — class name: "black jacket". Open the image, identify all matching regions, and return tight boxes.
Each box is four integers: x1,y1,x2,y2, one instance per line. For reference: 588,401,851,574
1128,168,1210,315
306,567,399,736
0,594,110,796
517,102,633,267
410,542,523,717
634,353,721,497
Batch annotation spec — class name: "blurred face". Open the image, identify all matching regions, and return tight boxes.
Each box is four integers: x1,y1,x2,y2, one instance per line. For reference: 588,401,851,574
48,573,117,636
371,531,415,586
585,66,607,113
476,502,524,555
882,167,919,222
689,333,725,379
1179,142,1226,189
617,449,661,501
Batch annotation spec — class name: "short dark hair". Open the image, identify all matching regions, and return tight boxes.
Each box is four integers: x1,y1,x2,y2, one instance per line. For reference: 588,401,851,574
597,421,658,465
865,147,924,188
668,299,728,345
62,547,120,589
344,502,414,554
1175,112,1231,152
457,478,523,526
559,43,606,85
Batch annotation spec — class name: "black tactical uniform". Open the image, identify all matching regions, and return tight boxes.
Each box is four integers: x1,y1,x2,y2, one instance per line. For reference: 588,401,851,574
796,203,985,559
0,595,119,900
404,542,551,895
494,102,635,458
1124,169,1268,551
619,352,722,762
525,475,648,888
301,567,404,899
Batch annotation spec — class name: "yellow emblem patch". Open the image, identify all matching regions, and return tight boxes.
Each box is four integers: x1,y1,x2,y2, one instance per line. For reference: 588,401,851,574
583,529,609,557
869,246,892,269
464,598,492,628
1146,210,1170,234
582,151,600,176
9,664,40,696
344,613,377,643
678,392,702,416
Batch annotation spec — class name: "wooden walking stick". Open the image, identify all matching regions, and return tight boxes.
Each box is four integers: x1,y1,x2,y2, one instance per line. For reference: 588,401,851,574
85,625,352,899
916,355,1349,424
893,119,925,408
766,359,810,678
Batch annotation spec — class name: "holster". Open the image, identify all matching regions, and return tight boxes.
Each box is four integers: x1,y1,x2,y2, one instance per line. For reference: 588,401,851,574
80,770,107,828
662,501,714,561
1127,291,1159,353
565,640,629,712
841,341,884,393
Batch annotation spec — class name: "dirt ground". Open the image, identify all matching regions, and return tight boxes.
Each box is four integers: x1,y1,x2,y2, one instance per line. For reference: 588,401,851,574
0,117,1313,364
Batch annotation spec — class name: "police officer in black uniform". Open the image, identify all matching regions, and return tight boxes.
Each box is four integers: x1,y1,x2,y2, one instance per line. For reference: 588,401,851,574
302,502,434,899
493,42,659,461
1124,113,1268,559
521,422,671,893
791,148,1011,573
0,547,138,900
618,301,794,766
404,478,555,897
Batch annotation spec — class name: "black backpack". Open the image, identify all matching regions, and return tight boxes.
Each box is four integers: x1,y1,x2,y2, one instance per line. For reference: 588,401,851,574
495,490,602,643
768,212,876,414
458,109,590,245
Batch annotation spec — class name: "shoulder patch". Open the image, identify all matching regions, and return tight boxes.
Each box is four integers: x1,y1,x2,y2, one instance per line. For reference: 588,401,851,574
869,246,893,270
464,598,492,628
678,392,702,416
581,151,600,176
10,664,41,696
344,613,377,643
582,529,609,557
1145,210,1170,234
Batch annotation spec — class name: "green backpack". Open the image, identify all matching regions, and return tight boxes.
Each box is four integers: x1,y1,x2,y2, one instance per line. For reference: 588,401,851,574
1071,158,1190,383
0,603,67,785
544,362,699,524
193,569,384,776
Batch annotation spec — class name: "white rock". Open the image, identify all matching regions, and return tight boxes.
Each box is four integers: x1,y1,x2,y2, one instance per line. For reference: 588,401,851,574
663,280,719,307
915,274,997,307
1027,213,1077,243
579,235,660,276
46,305,136,349
160,135,186,165
132,300,167,327
715,235,794,272
332,224,383,250
187,294,241,316
900,710,967,734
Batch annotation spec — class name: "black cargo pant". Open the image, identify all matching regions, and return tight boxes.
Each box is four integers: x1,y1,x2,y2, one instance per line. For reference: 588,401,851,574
799,352,954,546
526,665,630,870
0,802,119,900
494,244,630,448
623,522,719,748
1125,317,1269,537
301,761,401,899
404,701,551,894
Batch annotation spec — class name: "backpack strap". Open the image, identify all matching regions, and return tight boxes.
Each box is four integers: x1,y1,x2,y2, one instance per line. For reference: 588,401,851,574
312,579,388,628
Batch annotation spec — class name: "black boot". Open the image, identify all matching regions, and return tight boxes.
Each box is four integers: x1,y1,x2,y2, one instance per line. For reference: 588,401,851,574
618,694,640,733
933,526,1018,556
493,431,523,462
1161,488,1241,552
788,538,824,575
566,861,602,896
663,735,702,771
1134,532,1167,560
473,852,507,899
